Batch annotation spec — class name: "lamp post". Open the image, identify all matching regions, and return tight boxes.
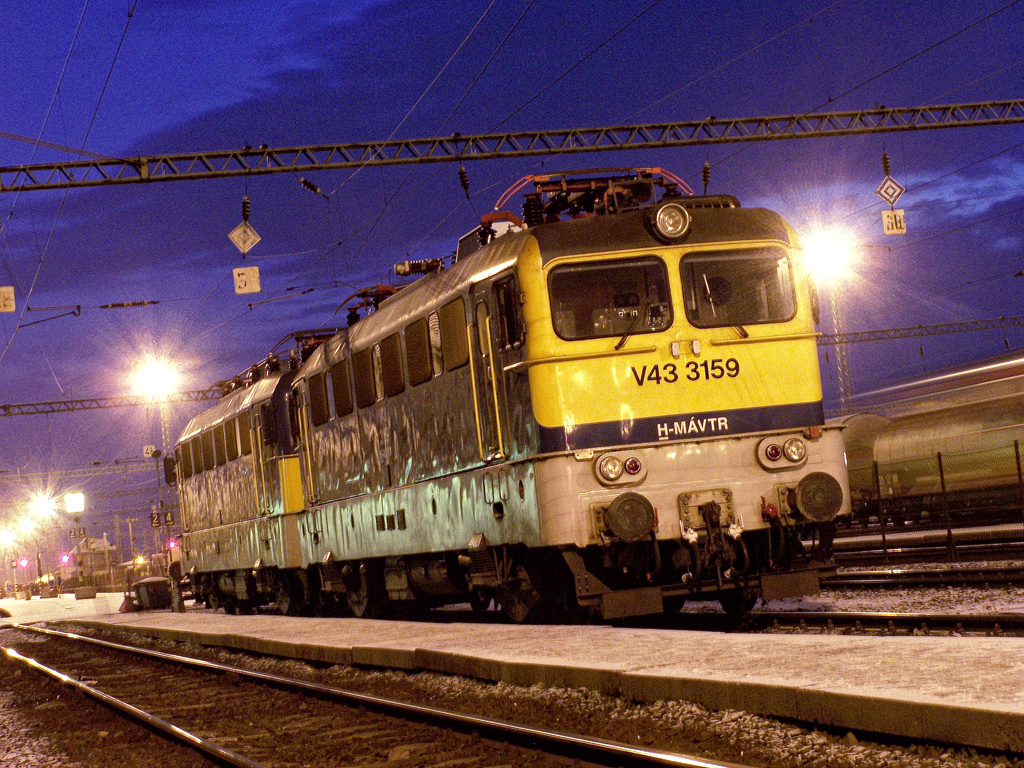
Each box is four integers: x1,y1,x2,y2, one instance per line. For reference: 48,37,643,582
802,228,859,415
64,492,86,588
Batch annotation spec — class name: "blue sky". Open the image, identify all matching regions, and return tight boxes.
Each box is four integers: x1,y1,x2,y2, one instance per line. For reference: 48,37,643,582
0,0,1021,548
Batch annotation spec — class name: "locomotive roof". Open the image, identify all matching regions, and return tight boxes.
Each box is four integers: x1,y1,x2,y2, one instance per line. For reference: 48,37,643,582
298,227,531,374
530,204,792,266
295,201,794,377
177,371,290,443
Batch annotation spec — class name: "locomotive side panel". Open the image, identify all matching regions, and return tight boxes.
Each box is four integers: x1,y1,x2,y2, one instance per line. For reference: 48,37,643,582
300,462,542,565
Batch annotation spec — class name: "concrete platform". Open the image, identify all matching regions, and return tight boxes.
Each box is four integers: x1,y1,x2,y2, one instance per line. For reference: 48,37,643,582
4,597,1023,753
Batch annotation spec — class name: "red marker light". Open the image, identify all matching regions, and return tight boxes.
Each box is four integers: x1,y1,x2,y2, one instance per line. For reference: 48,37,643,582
167,539,178,549
60,554,70,564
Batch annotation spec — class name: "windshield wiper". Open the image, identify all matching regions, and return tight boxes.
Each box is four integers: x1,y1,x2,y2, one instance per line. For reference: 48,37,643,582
615,298,649,350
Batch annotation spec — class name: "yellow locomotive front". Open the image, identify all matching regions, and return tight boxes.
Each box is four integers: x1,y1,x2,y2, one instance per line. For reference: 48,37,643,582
512,171,848,616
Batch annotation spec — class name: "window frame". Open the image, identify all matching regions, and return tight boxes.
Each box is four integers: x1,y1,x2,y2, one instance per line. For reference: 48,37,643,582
547,255,674,342
680,245,797,329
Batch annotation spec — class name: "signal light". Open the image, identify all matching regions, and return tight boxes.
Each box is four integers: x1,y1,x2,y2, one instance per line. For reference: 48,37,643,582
60,554,70,565
167,539,179,550
19,558,29,569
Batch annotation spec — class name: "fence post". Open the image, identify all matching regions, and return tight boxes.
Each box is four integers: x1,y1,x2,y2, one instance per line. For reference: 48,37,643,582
937,451,955,563
872,460,889,566
1015,440,1023,534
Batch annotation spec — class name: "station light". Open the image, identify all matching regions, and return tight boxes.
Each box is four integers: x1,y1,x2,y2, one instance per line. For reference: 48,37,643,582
64,492,85,514
131,355,182,398
801,227,858,285
29,494,57,519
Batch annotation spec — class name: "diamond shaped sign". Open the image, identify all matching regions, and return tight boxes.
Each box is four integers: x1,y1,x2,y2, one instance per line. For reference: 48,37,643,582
875,175,906,206
229,220,261,255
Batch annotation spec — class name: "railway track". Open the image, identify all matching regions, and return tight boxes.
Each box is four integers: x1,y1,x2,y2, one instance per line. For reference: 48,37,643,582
750,610,1024,635
830,525,1024,566
0,624,751,768
823,565,1024,589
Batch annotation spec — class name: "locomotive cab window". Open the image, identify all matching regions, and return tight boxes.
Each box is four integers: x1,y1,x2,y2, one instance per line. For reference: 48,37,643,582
681,246,796,328
548,256,672,341
494,275,524,349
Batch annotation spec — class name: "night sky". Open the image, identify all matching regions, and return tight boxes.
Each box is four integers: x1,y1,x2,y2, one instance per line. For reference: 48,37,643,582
0,0,1021,557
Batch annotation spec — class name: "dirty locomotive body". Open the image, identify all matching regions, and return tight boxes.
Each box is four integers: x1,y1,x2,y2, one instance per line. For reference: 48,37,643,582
172,170,849,621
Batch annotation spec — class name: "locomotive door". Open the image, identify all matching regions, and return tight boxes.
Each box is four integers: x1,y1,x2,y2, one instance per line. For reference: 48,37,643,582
251,407,272,515
471,283,508,463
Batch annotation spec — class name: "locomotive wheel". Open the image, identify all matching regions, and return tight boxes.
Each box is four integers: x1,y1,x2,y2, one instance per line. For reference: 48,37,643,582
468,590,493,616
275,574,304,616
498,560,542,623
345,562,386,618
719,589,756,618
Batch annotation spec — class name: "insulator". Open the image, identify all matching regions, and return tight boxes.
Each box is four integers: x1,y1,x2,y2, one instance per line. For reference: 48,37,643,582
458,165,470,200
881,150,891,177
242,194,251,222
478,225,495,247
702,160,711,195
346,307,361,327
522,194,544,227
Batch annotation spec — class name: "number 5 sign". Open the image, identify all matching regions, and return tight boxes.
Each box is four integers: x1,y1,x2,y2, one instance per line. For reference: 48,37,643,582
0,286,14,313
233,266,261,294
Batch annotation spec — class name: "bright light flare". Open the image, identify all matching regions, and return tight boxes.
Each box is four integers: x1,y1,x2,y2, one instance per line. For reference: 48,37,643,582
801,227,858,285
17,518,34,536
29,494,57,519
0,529,15,548
65,492,85,514
131,356,181,398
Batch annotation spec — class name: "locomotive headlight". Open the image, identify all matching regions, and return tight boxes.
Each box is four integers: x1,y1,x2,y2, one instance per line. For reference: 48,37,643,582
783,438,806,462
647,201,691,243
598,455,624,481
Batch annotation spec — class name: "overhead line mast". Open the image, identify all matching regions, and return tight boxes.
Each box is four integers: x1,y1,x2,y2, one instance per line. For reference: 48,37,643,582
0,388,222,418
1,100,1022,192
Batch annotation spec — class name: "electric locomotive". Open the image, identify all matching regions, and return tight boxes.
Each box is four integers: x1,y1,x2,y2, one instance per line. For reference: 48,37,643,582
172,168,849,621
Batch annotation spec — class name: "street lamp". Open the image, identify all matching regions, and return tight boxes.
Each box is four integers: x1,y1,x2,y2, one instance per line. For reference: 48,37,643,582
130,355,182,456
64,492,85,515
802,226,860,415
130,355,181,399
